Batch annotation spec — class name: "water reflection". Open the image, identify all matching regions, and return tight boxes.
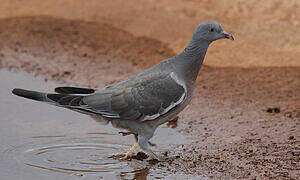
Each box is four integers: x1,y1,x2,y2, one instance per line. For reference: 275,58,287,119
120,168,150,180
5,133,161,179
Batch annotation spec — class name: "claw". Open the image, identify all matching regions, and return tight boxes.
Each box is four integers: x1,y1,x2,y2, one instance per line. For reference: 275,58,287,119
120,143,141,160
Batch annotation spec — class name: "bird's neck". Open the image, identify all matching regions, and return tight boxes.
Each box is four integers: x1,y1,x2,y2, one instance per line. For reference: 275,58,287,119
182,38,210,61
174,39,210,83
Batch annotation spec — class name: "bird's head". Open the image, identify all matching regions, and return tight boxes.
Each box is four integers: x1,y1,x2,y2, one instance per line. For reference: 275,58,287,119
192,21,234,42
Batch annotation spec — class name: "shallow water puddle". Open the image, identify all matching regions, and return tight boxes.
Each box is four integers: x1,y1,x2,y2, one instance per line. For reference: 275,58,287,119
0,70,193,180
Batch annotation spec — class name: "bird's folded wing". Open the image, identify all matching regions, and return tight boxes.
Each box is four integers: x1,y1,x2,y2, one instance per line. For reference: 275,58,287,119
82,72,186,121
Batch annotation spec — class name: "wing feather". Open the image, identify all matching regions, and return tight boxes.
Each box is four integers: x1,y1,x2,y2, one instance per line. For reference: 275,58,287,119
82,72,186,121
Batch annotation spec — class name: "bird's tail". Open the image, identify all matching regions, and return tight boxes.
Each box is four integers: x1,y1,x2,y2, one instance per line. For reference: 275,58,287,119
11,86,94,107
12,87,108,125
12,88,49,102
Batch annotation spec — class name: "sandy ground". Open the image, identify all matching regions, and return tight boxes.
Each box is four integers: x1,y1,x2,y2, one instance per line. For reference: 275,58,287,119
0,0,299,67
0,2,299,179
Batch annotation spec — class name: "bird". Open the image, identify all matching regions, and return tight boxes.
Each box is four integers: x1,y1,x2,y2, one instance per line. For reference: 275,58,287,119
12,22,234,161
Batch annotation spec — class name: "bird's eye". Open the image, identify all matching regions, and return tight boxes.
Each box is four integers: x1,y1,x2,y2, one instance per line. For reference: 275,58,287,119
210,28,214,32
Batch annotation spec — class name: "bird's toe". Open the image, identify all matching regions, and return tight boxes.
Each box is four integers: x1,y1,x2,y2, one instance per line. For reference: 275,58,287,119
120,143,142,160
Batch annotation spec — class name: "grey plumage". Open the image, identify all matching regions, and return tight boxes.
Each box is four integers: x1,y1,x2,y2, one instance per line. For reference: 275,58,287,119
12,22,234,160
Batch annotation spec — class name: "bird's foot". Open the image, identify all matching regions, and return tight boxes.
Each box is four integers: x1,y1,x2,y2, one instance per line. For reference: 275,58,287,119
136,135,165,161
120,143,142,160
120,143,162,161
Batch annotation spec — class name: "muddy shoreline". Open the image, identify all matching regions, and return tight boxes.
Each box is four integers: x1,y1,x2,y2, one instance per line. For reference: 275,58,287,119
1,16,299,179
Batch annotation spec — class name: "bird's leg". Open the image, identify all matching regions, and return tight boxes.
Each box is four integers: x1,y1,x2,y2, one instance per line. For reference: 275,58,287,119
137,135,163,161
119,132,154,146
120,134,157,160
134,133,156,147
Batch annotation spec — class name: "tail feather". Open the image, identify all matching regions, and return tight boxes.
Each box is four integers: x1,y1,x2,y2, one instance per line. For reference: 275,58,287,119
12,87,110,125
12,88,85,107
12,88,47,102
54,86,95,94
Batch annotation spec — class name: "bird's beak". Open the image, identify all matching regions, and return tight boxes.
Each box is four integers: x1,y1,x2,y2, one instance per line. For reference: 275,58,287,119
221,31,234,40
